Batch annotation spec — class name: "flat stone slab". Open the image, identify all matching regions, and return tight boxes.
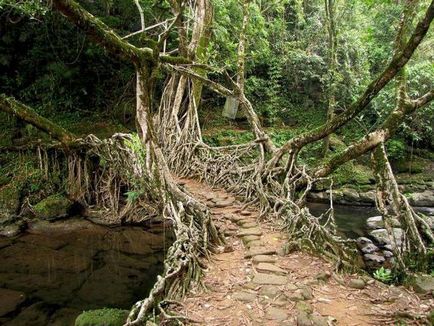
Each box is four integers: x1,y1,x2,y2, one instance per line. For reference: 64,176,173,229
245,248,276,258
256,263,287,275
214,199,234,208
232,291,256,303
240,210,252,216
246,240,264,249
237,228,262,237
227,214,243,222
240,222,257,229
0,288,26,317
252,273,287,285
266,307,288,321
242,235,261,244
252,255,276,264
259,285,282,299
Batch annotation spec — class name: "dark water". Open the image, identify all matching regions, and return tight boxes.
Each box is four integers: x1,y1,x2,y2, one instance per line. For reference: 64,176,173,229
0,218,173,326
307,202,434,239
307,202,378,239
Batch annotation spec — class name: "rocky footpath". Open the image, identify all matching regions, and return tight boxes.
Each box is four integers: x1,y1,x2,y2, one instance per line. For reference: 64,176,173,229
175,179,434,325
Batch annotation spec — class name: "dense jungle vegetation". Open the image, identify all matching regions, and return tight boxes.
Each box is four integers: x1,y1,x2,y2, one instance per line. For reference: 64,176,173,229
0,0,433,325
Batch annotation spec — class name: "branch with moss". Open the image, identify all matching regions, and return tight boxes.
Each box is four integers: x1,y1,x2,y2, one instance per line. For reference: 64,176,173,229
51,0,190,65
0,94,76,145
312,89,433,178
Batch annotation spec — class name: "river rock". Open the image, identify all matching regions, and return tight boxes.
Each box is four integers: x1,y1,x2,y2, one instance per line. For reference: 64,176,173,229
412,275,434,294
341,188,360,202
366,216,383,229
0,222,22,237
363,253,386,267
77,265,141,307
48,307,81,326
356,237,373,249
359,191,376,203
369,228,403,247
383,250,393,258
6,302,50,326
348,278,366,289
0,242,91,273
361,243,379,254
408,190,434,207
0,288,26,317
33,194,73,220
75,308,129,326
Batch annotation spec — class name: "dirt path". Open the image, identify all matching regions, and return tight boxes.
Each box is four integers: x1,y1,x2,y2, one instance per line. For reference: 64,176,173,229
174,178,433,325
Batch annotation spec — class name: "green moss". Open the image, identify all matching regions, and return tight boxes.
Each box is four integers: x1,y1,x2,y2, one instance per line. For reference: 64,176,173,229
331,162,374,187
33,194,72,219
0,183,22,213
74,308,129,326
393,158,426,174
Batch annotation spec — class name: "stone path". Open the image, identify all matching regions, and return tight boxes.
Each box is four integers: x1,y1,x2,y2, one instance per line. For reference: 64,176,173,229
175,178,433,325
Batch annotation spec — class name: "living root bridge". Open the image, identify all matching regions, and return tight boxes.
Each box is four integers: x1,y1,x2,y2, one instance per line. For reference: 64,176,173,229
2,130,223,324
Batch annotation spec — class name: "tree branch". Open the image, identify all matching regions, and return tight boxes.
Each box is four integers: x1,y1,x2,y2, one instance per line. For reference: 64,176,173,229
0,94,76,145
311,90,433,178
51,0,191,65
270,0,434,164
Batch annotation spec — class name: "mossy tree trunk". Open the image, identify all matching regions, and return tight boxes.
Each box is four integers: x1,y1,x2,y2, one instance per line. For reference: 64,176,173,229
0,94,76,145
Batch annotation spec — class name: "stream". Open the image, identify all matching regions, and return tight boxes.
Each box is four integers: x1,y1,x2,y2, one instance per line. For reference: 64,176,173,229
0,218,173,325
308,202,434,239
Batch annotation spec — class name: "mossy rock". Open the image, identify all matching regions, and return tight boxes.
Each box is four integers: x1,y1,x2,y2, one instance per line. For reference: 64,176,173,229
75,308,129,326
33,194,73,220
0,183,22,213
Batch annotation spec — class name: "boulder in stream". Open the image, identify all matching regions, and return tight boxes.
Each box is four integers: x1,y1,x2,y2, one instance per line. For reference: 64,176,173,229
33,194,73,220
75,308,129,326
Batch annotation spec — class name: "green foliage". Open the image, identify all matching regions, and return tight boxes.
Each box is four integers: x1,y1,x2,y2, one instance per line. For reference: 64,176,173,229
0,0,48,16
203,129,254,146
331,161,374,187
74,308,129,326
373,267,393,283
125,190,143,203
386,139,406,161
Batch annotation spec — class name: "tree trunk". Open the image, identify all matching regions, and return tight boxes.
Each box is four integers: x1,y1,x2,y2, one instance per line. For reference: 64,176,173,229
322,0,338,156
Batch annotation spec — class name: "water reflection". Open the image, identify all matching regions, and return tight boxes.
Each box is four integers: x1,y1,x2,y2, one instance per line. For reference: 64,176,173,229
0,218,172,325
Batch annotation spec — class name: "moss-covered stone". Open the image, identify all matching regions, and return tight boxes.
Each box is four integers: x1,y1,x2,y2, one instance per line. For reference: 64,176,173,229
33,194,73,220
74,308,129,326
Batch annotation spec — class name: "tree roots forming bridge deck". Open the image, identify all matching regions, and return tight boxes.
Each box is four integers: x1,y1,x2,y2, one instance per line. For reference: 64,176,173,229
172,178,433,326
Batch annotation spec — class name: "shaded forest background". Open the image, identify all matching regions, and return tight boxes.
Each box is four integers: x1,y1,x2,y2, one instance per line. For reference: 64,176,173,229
0,0,433,182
